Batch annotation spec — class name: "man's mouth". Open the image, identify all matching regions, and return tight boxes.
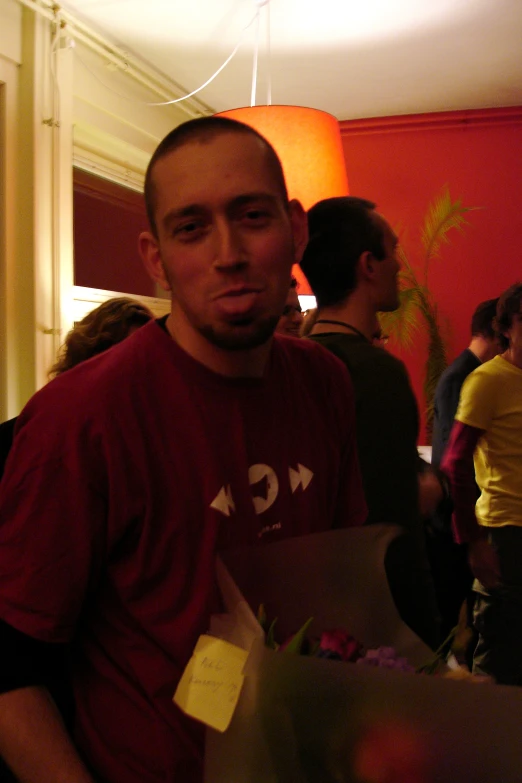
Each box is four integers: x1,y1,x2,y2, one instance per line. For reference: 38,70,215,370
214,287,263,317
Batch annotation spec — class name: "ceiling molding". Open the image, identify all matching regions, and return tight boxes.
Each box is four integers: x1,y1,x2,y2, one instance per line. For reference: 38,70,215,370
15,0,214,118
340,107,522,136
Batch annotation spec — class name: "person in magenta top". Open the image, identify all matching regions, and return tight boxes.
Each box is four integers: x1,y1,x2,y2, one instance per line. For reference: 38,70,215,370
0,117,367,782
442,283,522,684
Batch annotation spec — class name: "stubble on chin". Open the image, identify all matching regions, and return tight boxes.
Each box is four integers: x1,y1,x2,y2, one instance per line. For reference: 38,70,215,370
198,315,279,352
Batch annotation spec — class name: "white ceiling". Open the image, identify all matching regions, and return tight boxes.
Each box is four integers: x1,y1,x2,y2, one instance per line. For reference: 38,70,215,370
61,0,522,120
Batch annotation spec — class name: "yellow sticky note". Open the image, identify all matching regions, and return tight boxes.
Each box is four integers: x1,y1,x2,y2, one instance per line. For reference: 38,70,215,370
173,635,248,733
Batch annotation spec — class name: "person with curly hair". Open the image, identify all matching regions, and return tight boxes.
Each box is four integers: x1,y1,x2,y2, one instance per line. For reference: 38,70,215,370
0,296,153,479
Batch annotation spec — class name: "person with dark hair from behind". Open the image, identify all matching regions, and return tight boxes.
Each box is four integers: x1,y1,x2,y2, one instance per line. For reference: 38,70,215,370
429,297,500,640
0,117,366,782
275,276,303,336
301,196,443,650
432,298,500,469
442,283,522,684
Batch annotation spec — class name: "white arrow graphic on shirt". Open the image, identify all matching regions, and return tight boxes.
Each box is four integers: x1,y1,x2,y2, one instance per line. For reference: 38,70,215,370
289,463,314,493
249,464,279,514
210,485,236,517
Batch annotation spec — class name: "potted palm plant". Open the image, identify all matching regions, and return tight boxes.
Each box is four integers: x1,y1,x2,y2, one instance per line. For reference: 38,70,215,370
379,187,476,441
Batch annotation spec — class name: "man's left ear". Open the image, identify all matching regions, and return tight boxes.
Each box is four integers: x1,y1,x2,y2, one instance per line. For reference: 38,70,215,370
359,250,376,281
288,199,309,263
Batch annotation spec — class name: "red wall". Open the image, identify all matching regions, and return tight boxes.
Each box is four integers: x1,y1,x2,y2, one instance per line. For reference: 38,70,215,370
73,169,155,297
338,107,522,443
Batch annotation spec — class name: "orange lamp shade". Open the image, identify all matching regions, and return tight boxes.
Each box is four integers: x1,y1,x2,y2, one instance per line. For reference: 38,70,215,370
217,105,349,296
217,105,348,211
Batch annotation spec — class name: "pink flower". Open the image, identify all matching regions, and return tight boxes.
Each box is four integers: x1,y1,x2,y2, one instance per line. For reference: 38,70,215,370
357,646,415,672
318,629,363,662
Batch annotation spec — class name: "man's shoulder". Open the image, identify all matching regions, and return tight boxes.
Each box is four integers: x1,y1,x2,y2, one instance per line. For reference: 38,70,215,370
463,355,513,387
438,349,479,386
458,356,507,403
24,321,168,416
275,334,351,375
310,333,407,375
273,336,355,407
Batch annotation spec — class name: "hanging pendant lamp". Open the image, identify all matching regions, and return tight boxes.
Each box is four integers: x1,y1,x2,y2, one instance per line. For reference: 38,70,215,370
216,106,348,295
217,105,348,212
215,2,349,295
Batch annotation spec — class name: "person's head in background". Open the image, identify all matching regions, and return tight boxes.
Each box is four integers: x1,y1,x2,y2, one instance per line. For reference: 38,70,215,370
49,297,153,378
300,196,400,320
276,277,303,337
468,296,500,363
300,307,318,337
494,282,522,360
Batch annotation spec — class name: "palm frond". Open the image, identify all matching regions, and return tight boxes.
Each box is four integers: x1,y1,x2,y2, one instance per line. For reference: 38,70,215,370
421,186,476,275
423,306,448,441
378,285,422,351
397,245,419,288
383,187,476,436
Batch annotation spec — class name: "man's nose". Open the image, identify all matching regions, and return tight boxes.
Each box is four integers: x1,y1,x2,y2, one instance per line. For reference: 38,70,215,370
213,220,246,269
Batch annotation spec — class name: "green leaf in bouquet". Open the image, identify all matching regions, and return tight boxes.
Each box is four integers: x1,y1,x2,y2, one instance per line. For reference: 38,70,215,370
266,618,279,651
282,617,314,655
256,603,267,631
416,626,457,675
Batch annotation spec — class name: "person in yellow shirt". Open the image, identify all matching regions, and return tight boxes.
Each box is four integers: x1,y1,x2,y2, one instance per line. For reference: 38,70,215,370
442,282,522,684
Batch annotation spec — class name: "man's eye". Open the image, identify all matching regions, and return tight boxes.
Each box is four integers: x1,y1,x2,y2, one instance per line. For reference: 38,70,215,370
243,209,270,223
174,222,204,239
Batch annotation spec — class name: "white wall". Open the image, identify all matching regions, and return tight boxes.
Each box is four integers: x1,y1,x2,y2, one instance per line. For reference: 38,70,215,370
0,0,21,64
0,0,203,419
0,0,22,419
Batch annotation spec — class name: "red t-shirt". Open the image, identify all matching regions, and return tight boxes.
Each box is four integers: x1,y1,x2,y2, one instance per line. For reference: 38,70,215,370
0,321,366,782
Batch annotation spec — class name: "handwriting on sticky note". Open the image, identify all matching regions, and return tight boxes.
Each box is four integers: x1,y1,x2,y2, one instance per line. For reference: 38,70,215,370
173,635,248,732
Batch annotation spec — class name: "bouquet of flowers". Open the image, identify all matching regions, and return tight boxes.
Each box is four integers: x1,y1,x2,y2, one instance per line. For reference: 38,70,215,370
259,606,416,672
205,527,521,783
258,607,493,682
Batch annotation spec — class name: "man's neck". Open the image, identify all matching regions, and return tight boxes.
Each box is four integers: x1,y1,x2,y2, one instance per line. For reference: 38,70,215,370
502,347,522,370
468,336,497,364
165,314,272,378
311,300,377,341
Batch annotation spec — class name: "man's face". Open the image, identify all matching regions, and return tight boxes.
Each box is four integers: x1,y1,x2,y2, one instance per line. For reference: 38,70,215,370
140,132,307,358
372,214,400,312
504,302,522,354
276,286,303,337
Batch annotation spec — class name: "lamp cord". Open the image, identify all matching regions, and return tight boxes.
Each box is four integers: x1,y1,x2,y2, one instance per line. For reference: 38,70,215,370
251,9,260,106
251,0,272,107
74,9,259,109
266,0,272,105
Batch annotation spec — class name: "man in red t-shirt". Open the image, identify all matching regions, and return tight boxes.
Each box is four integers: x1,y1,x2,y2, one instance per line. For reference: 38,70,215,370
0,117,367,782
